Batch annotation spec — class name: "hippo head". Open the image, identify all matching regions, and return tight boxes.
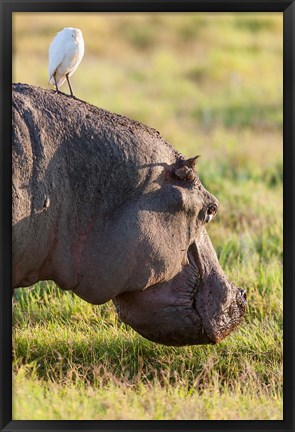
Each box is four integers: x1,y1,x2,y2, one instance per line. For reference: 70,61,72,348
109,157,247,346
12,86,246,347
70,154,246,346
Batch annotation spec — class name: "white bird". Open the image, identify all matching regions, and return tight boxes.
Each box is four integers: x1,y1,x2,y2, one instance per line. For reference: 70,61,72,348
48,27,84,97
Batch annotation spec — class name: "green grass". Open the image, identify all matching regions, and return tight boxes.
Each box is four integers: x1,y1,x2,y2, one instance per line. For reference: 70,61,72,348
12,12,282,420
13,282,282,420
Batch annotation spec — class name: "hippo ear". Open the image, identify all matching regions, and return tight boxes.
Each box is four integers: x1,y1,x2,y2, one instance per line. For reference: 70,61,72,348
173,156,200,181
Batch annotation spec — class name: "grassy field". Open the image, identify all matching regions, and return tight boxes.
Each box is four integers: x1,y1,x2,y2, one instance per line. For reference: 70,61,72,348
12,13,283,420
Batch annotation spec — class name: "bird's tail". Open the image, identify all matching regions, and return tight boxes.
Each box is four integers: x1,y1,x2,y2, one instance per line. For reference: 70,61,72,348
48,75,54,85
48,74,66,87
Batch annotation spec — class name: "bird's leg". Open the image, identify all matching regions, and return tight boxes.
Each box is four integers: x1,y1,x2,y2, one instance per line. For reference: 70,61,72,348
66,73,74,97
53,73,59,94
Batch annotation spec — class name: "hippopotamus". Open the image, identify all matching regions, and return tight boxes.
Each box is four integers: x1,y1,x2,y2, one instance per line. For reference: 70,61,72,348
12,83,246,346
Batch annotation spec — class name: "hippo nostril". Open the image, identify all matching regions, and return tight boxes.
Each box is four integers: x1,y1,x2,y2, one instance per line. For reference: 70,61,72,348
239,288,247,301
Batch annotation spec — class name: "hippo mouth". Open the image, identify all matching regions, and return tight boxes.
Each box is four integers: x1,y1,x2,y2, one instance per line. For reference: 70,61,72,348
188,242,247,343
194,283,247,344
113,239,247,346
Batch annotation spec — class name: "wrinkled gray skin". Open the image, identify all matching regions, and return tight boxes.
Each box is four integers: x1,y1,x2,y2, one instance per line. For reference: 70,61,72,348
12,83,246,346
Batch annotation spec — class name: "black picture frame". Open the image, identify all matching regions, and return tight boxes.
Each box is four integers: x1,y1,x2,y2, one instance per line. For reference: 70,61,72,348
1,1,294,431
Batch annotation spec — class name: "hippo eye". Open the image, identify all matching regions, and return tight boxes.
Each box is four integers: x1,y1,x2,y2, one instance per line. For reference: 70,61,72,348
205,203,218,223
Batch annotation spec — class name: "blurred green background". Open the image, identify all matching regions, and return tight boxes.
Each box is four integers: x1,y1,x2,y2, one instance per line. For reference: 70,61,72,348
12,13,283,420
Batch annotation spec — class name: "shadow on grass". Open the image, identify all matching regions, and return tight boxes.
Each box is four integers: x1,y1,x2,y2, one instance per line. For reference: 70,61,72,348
13,315,281,394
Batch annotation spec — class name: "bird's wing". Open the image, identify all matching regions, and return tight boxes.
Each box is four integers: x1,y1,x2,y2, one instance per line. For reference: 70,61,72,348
48,31,66,82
